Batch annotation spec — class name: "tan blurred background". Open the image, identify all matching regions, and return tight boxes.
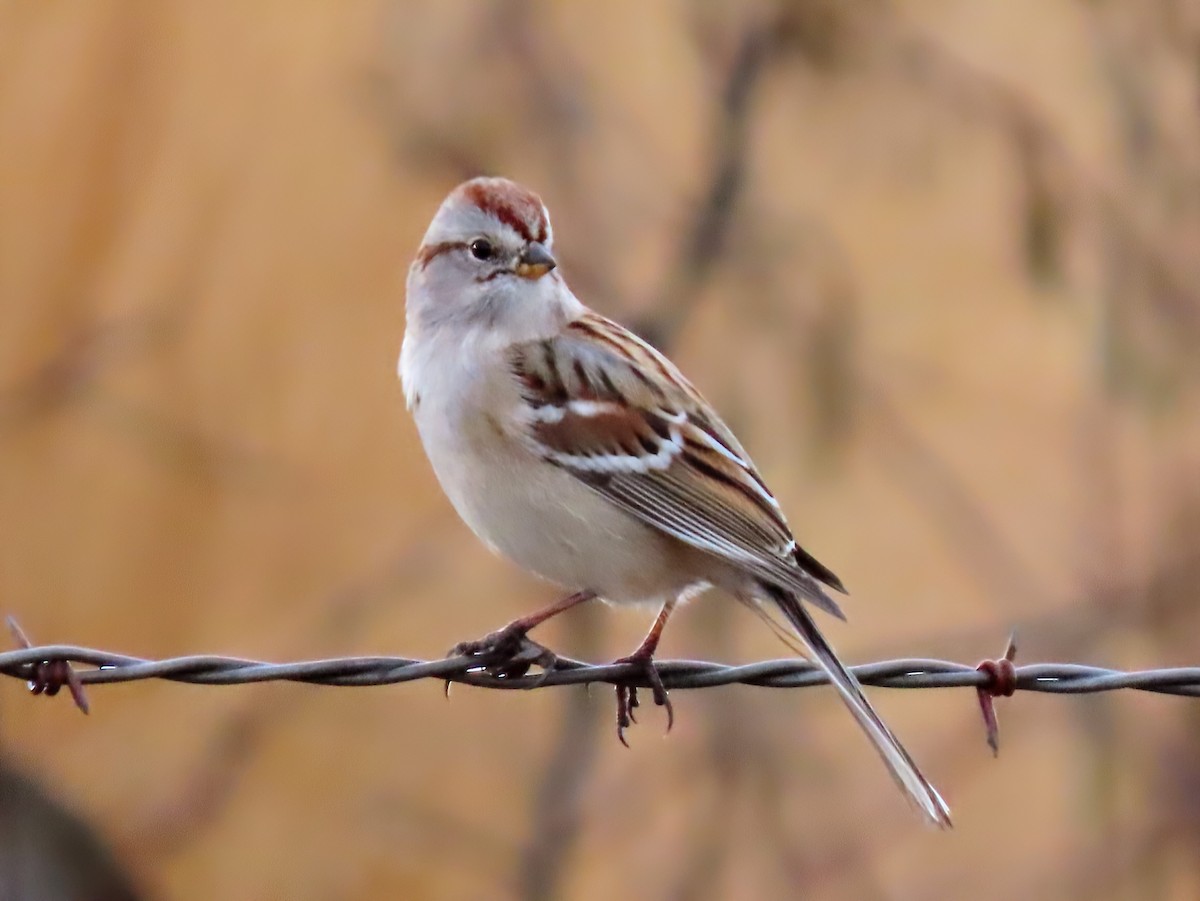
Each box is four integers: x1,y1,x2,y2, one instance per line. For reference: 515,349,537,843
2,1,1200,898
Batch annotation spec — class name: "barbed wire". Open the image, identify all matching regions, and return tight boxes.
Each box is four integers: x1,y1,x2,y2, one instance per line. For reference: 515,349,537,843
6,621,1200,753
4,638,1200,695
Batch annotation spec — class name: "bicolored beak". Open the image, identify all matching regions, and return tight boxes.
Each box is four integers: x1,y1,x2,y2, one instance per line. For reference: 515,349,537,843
515,242,556,280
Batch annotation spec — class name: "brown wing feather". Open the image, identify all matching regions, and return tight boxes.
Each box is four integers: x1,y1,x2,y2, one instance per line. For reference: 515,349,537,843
509,313,845,616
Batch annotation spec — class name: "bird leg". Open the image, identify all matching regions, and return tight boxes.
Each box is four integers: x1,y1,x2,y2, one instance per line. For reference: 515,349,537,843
448,589,596,682
614,598,677,746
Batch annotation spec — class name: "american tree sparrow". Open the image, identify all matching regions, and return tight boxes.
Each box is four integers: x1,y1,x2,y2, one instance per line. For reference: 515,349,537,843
399,177,951,827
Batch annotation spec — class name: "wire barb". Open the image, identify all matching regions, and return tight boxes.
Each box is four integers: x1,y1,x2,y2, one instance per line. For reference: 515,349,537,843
975,631,1018,756
6,617,89,714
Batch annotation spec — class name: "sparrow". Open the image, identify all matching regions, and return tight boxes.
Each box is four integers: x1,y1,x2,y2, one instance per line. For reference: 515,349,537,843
399,176,950,827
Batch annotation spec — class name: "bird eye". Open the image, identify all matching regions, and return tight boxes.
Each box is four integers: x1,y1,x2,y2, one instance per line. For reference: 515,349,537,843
469,238,495,261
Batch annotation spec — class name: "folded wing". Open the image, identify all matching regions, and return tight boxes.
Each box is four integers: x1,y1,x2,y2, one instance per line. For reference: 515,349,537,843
509,313,845,617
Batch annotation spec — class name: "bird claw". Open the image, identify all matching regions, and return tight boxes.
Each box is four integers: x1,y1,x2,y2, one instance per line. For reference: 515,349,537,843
614,653,673,747
444,624,560,695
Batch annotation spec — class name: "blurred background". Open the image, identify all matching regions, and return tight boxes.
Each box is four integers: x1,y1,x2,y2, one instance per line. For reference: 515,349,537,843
2,1,1200,898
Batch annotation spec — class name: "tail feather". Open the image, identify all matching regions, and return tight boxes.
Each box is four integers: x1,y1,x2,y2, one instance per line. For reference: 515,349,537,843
763,584,952,828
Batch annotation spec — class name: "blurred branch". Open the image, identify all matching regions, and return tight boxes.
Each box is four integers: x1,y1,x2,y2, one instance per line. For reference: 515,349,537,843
0,307,288,486
862,385,1051,608
643,17,782,348
127,526,455,854
129,700,278,856
517,685,602,901
890,14,1200,341
516,604,605,901
667,600,746,901
0,309,173,430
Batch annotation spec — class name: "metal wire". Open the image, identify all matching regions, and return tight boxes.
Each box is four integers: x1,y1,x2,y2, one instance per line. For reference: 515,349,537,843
3,643,1200,697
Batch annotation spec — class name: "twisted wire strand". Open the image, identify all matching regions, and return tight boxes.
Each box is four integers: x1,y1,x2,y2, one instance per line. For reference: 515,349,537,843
3,644,1200,696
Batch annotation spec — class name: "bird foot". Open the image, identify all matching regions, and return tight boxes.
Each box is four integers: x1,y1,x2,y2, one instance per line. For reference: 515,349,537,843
613,652,673,747
446,623,560,690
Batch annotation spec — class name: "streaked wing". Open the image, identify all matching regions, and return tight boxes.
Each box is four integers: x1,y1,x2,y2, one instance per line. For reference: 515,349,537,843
509,313,845,616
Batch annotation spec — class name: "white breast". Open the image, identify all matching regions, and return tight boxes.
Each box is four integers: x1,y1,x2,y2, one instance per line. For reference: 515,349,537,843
400,328,698,606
